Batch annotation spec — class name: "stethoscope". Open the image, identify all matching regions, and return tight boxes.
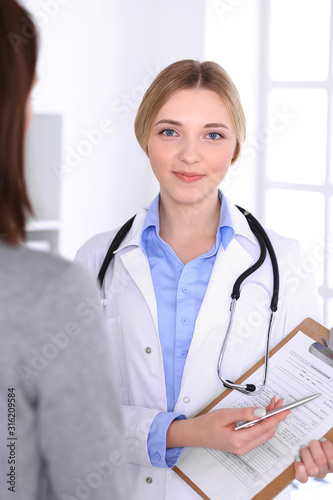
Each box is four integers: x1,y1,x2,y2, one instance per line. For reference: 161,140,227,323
98,207,279,397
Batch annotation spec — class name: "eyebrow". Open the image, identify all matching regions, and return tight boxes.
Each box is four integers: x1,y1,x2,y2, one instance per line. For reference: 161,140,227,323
154,119,182,127
154,119,230,130
204,123,230,130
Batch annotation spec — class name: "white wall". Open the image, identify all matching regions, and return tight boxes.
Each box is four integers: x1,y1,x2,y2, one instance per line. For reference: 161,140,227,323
205,0,261,213
23,0,206,259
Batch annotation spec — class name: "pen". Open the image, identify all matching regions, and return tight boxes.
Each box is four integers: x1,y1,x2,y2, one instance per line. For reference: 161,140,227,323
234,393,322,430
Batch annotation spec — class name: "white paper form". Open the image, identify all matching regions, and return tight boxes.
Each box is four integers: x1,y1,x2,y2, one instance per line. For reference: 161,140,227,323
176,331,333,500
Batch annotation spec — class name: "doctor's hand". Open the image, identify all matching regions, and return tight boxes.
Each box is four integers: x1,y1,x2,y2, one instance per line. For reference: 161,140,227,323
294,438,333,483
167,396,290,456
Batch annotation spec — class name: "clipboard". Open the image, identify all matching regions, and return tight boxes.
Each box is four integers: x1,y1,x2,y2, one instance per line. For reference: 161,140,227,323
173,317,333,500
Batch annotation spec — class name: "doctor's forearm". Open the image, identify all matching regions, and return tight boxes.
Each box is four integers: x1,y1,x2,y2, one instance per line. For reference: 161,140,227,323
166,417,200,448
166,412,238,450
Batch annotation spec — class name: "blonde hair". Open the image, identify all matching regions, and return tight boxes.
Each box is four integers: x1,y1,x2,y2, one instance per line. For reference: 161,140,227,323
134,60,246,163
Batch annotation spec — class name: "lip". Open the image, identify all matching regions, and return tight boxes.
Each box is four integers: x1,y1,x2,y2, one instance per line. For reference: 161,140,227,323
173,171,205,183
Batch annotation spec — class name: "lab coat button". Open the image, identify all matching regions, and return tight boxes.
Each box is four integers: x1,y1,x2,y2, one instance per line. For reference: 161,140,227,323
145,347,152,354
183,396,190,403
146,476,153,484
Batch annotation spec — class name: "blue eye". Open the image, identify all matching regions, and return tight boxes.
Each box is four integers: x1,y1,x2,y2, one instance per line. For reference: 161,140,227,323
160,129,176,136
207,132,222,140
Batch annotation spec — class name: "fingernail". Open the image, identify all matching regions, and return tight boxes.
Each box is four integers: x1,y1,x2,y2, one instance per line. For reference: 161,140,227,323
254,408,266,417
320,437,327,443
275,396,286,405
299,445,307,450
295,454,302,463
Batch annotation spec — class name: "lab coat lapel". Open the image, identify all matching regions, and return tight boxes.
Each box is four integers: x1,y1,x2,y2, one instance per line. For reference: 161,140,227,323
186,237,254,365
120,247,159,334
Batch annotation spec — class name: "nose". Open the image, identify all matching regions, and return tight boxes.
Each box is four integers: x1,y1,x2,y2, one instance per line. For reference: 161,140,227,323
178,138,202,164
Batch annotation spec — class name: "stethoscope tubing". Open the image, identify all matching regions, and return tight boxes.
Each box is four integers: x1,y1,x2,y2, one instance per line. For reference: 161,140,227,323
217,207,279,395
237,207,279,312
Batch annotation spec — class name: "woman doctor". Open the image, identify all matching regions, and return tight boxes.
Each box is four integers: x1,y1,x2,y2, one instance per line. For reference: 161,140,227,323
76,60,333,499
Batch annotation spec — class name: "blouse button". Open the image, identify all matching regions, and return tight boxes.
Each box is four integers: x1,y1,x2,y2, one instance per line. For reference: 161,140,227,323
181,317,188,325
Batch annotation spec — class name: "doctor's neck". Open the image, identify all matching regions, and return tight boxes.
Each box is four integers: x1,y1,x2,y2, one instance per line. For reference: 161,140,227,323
158,191,220,263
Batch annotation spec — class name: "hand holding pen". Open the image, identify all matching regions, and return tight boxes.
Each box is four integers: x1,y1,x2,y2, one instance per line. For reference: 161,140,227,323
166,396,291,456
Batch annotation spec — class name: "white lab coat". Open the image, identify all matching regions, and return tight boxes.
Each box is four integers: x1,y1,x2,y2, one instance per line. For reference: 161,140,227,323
76,197,322,500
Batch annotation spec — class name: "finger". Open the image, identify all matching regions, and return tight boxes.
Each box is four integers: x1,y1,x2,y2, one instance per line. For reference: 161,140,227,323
266,396,277,412
298,444,321,477
224,406,267,425
241,408,290,434
294,455,308,483
248,406,290,433
307,439,333,477
266,396,286,413
251,409,289,439
320,438,333,471
274,397,286,409
235,409,291,453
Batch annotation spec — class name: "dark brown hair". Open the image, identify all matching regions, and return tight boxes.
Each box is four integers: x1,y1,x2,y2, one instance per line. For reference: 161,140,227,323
135,60,246,164
0,0,38,244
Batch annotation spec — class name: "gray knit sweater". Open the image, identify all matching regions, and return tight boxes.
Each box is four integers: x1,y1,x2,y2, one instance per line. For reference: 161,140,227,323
0,243,123,500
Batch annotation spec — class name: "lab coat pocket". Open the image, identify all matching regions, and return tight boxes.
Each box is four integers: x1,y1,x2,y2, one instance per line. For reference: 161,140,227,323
105,316,130,405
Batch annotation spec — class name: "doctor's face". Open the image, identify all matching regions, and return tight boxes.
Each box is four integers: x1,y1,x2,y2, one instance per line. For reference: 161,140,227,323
147,88,237,208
